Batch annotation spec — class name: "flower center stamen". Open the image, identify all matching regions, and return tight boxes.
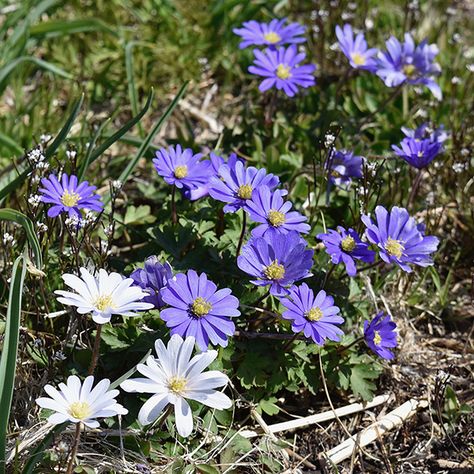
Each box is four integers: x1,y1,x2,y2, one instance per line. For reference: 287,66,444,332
68,401,92,420
276,64,292,79
341,235,356,252
373,330,382,346
264,32,281,44
305,307,323,321
263,260,285,280
174,165,188,179
267,209,286,227
168,376,187,395
61,190,81,207
237,184,253,200
94,294,114,312
351,52,366,66
385,238,404,259
403,63,417,78
191,297,212,317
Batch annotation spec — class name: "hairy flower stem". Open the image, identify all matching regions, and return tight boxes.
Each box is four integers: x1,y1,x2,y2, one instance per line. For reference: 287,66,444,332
406,169,423,209
236,210,247,256
88,324,102,375
171,185,177,225
65,422,81,474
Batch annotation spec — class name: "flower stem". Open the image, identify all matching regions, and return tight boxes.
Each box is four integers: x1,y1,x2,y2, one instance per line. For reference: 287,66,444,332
236,210,247,256
65,422,81,474
336,336,364,354
171,185,177,225
406,168,423,209
88,324,102,375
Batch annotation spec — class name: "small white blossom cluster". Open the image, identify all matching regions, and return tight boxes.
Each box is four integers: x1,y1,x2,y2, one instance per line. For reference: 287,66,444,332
452,162,468,173
64,215,83,229
40,134,52,144
66,150,77,160
112,179,122,191
3,232,16,246
37,222,48,232
28,194,42,208
324,132,336,148
27,147,45,166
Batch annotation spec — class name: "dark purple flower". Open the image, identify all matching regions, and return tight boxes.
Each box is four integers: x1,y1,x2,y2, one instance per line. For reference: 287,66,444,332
281,283,344,345
38,173,103,218
327,149,364,187
246,186,310,237
160,270,240,351
130,256,173,309
248,46,316,97
362,205,439,272
364,311,397,359
316,227,375,277
208,159,281,213
401,123,448,144
392,137,443,169
237,231,313,296
335,24,378,71
376,34,442,99
153,145,210,191
233,18,306,49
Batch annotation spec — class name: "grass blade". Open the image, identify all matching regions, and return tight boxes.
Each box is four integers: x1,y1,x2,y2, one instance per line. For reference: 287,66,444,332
0,255,27,474
29,18,118,39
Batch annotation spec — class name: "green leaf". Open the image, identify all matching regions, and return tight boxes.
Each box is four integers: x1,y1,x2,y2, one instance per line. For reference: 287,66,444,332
195,464,220,474
124,205,156,225
350,364,380,401
29,18,118,38
258,397,280,416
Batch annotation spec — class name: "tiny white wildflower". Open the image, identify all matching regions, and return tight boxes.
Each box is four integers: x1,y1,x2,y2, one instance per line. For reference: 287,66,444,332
40,134,52,144
28,147,45,164
467,64,474,72
324,132,336,148
460,148,469,157
37,222,48,232
66,150,77,160
112,179,122,190
3,233,15,245
451,76,461,84
28,194,42,207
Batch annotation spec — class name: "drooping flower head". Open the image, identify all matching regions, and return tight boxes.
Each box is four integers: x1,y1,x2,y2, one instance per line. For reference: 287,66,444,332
153,145,210,191
160,270,240,351
55,268,154,324
130,256,173,309
38,173,103,218
335,24,378,71
392,136,443,169
237,231,313,296
317,226,375,277
327,149,364,187
362,206,439,272
364,311,397,359
281,283,344,345
121,334,232,437
401,123,448,144
376,33,442,99
208,159,281,213
249,46,316,97
233,18,306,49
247,186,310,237
36,375,127,427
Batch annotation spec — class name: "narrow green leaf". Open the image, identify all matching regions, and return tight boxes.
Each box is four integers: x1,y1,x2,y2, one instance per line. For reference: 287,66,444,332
29,18,118,38
0,133,23,154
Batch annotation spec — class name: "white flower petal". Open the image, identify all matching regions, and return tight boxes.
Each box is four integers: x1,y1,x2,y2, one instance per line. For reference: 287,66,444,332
48,412,70,425
185,351,217,379
138,394,170,426
187,371,229,391
120,378,164,394
185,390,232,410
36,397,68,413
174,397,193,437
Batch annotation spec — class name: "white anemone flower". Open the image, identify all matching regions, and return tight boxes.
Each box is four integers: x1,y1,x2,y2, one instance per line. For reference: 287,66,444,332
36,375,128,428
55,267,154,324
121,334,232,437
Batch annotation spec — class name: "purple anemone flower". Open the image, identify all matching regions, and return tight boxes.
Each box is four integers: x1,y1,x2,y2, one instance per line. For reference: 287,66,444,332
208,159,281,213
38,173,103,218
362,205,439,272
160,270,240,351
316,226,375,277
237,231,313,296
328,149,363,187
153,145,210,191
401,123,448,144
130,256,173,309
246,186,310,237
376,33,442,99
233,18,306,49
392,137,443,169
281,283,344,345
248,46,316,97
335,24,378,71
364,311,397,359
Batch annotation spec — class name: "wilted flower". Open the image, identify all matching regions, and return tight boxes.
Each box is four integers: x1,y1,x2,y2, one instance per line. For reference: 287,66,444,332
281,283,344,344
317,226,375,276
328,149,364,186
246,186,310,237
130,256,174,309
362,206,439,272
237,231,313,296
376,33,442,99
364,311,397,359
233,18,306,49
36,375,127,427
160,270,240,351
55,267,154,324
120,334,232,437
248,46,316,97
335,24,378,71
38,174,103,218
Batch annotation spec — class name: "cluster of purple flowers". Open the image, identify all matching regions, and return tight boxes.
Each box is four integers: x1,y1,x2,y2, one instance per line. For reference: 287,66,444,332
336,24,442,99
233,18,316,97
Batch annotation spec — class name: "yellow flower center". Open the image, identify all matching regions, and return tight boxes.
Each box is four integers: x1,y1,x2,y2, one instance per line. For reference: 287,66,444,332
331,170,341,178
237,184,253,200
403,63,417,77
276,64,292,79
168,376,187,395
373,330,382,346
305,307,323,321
174,165,188,179
417,150,424,157
191,297,212,317
94,294,114,312
68,401,92,420
351,52,366,66
385,238,404,259
341,236,356,252
61,190,81,207
264,32,281,44
263,260,285,280
267,209,286,227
